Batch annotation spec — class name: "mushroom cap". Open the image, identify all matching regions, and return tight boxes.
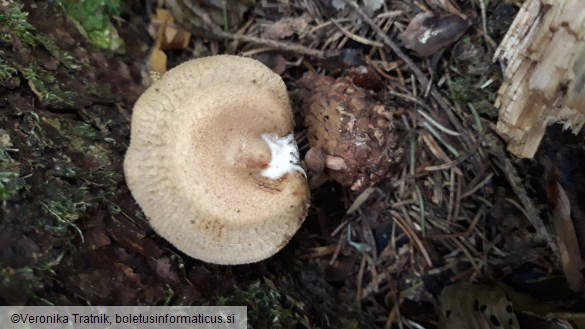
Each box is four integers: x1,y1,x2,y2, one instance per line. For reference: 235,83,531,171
124,55,310,265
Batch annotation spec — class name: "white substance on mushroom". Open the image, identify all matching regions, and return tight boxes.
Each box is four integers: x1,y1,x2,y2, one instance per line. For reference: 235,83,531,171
260,133,306,179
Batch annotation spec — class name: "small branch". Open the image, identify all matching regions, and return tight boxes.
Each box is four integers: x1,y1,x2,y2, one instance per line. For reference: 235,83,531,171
182,0,331,59
342,0,427,88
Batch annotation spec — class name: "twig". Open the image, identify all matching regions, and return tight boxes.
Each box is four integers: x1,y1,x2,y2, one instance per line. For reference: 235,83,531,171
182,0,331,59
343,0,472,146
427,205,485,239
447,168,456,221
356,256,367,306
420,132,463,176
423,122,460,157
424,128,487,171
453,173,462,223
461,172,493,198
467,103,483,132
418,109,461,136
392,210,433,267
415,185,426,238
451,236,482,274
331,19,384,48
478,0,497,48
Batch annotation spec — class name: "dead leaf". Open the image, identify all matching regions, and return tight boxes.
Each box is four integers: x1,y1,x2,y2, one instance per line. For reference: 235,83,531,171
149,45,167,74
148,9,191,75
547,177,584,291
150,9,191,50
166,0,254,34
330,0,383,12
439,283,519,329
262,15,309,40
363,0,384,12
500,282,582,328
345,65,384,91
82,227,111,251
105,217,163,258
148,257,180,284
253,52,287,75
331,0,346,11
400,11,470,57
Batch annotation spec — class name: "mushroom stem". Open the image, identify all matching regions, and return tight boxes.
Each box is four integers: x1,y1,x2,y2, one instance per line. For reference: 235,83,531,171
324,155,347,170
260,133,306,179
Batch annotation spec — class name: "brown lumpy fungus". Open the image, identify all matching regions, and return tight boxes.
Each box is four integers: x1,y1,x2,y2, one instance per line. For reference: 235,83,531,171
298,71,401,191
124,55,310,265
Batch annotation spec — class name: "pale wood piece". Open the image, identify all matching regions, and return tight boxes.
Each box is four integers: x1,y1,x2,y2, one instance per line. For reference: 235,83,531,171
494,0,585,158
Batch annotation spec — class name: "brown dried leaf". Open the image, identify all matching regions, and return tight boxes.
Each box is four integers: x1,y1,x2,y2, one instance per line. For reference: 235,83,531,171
439,283,519,329
165,0,254,35
547,178,584,291
149,46,167,74
262,15,309,40
150,9,191,50
148,257,180,284
82,227,111,251
330,0,383,12
345,65,384,91
400,12,470,57
148,9,191,74
253,52,287,75
105,217,163,258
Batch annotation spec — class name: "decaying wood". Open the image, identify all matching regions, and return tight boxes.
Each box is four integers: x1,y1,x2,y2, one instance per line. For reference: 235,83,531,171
494,0,585,158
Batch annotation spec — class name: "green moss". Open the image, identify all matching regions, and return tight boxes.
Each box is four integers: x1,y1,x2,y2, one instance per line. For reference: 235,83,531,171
215,279,298,328
214,275,358,329
0,0,121,53
0,254,64,305
0,2,77,68
447,35,501,119
42,192,88,223
0,57,17,82
447,74,499,119
157,284,175,306
0,2,87,103
102,169,124,184
22,68,75,107
0,131,23,203
73,123,100,140
42,181,88,219
0,2,37,46
57,0,124,51
0,171,21,202
448,75,475,106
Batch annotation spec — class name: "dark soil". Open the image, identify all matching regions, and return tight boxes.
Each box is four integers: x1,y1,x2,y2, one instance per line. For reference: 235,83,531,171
0,1,361,327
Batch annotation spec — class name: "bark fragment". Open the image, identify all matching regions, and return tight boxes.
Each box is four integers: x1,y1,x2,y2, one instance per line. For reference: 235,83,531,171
494,0,585,158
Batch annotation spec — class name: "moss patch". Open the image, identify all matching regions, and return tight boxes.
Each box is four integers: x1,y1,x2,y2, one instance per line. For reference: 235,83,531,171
57,0,124,51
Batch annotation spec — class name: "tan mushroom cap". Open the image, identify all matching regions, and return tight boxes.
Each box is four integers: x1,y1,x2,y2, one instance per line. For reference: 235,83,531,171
124,55,310,265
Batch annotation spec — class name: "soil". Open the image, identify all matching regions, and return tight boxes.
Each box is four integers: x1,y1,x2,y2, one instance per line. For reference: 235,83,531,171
0,1,359,327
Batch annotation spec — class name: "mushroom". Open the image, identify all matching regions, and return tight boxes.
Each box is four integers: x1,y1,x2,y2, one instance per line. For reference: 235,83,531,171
298,71,401,191
124,55,310,265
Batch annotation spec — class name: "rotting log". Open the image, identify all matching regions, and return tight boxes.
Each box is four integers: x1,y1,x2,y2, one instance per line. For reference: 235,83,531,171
494,0,585,158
